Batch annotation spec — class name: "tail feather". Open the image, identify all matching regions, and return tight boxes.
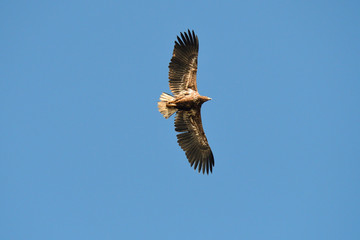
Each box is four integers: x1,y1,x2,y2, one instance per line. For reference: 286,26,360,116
158,92,177,119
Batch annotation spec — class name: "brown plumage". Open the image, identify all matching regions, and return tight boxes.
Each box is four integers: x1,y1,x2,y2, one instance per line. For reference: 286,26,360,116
158,30,214,174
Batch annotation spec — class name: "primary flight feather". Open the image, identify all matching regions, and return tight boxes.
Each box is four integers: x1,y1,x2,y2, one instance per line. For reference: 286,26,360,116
158,30,214,174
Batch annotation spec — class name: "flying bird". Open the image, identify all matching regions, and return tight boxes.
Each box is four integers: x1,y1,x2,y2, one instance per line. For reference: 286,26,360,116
158,30,214,174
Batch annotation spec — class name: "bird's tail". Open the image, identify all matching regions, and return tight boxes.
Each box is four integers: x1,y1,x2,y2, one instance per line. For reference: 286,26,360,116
158,92,177,119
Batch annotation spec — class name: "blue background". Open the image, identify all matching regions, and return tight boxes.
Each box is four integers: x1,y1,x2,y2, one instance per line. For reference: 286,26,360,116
1,1,359,239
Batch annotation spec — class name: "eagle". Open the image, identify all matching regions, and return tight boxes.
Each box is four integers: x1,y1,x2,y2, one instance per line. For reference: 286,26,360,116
158,30,214,174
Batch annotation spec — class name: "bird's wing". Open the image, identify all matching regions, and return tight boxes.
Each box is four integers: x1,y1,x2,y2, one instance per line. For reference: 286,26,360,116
168,30,199,96
175,109,214,174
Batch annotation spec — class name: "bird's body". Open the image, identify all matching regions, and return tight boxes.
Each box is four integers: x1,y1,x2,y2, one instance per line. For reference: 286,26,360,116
158,30,214,174
166,89,210,110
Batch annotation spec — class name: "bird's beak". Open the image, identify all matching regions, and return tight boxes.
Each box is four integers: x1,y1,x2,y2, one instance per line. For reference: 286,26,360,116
207,97,212,101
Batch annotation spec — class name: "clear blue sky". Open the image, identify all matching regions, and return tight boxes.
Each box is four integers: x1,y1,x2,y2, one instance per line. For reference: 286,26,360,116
1,1,359,239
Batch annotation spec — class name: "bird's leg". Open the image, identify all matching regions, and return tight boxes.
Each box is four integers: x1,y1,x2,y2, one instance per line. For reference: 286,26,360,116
167,95,184,107
166,102,177,107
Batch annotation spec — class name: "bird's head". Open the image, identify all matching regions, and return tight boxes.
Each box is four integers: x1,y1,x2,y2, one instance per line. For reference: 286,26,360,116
200,96,212,103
